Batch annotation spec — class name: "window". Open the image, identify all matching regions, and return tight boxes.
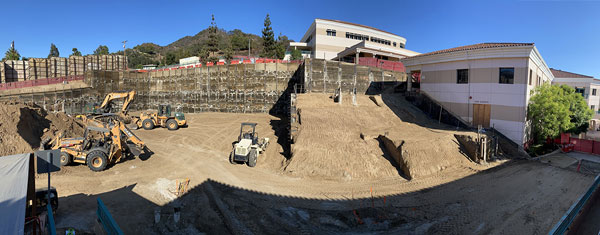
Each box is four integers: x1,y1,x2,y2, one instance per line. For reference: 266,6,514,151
400,43,405,48
592,105,595,110
326,29,336,36
457,69,469,84
345,32,368,41
537,76,541,86
575,88,585,97
499,68,514,84
393,42,397,47
528,69,532,85
305,35,312,43
593,89,597,96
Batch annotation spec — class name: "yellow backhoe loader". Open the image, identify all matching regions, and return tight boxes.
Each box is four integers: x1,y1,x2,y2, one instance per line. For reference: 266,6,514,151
133,104,187,131
46,119,149,171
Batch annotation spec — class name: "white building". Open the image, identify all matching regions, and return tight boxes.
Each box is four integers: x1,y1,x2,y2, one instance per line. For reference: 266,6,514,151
551,68,600,118
285,19,419,62
402,43,553,146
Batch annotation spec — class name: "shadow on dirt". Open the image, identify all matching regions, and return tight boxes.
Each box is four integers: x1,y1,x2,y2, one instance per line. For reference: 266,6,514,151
269,117,291,160
51,158,583,234
376,137,410,180
17,107,51,149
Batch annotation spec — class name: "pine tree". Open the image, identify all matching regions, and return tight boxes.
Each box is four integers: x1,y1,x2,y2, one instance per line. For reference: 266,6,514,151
207,14,220,57
48,43,59,58
3,47,20,61
260,14,275,58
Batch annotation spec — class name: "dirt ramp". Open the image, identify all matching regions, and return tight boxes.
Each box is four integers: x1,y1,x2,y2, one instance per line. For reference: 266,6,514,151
287,94,477,181
0,102,84,156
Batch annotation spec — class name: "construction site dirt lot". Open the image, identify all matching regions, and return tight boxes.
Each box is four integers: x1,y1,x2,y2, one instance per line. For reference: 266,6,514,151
30,96,595,234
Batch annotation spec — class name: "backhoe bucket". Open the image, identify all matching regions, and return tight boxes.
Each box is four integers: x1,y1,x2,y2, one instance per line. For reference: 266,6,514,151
127,144,143,157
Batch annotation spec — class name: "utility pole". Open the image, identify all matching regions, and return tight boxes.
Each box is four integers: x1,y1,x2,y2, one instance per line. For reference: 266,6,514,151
248,38,251,60
122,40,128,70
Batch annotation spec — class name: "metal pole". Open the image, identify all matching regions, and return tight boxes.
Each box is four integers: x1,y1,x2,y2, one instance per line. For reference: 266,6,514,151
47,152,51,211
122,40,128,70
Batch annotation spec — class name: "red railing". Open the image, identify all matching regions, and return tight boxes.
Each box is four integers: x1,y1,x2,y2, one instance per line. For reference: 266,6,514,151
358,57,405,72
0,75,84,91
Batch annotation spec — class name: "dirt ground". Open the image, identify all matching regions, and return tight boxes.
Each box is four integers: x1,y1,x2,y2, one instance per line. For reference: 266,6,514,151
33,107,595,234
288,93,488,181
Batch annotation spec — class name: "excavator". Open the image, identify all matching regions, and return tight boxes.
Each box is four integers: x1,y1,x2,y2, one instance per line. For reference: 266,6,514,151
46,119,150,171
77,90,136,127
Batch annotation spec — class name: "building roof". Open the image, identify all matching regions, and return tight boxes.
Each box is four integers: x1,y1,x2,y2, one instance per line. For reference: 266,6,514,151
550,68,593,78
316,19,399,37
407,43,534,59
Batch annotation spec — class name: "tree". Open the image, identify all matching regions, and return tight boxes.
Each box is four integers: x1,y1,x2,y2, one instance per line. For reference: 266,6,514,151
71,48,82,56
230,29,248,52
165,52,177,65
528,84,593,141
93,45,109,55
206,14,219,56
260,14,275,58
290,48,302,60
223,47,233,63
47,43,59,58
274,33,288,59
198,48,209,62
3,47,20,61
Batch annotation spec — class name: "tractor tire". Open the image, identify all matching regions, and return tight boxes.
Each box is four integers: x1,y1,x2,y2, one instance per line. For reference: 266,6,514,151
247,149,257,167
60,152,71,166
142,119,154,130
167,119,179,131
229,151,235,164
86,150,108,172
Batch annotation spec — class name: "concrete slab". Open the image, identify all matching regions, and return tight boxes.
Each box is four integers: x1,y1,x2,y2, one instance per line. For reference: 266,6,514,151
540,153,579,168
565,152,600,164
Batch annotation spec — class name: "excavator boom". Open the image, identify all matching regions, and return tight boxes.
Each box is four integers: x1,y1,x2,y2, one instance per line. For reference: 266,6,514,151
99,90,136,114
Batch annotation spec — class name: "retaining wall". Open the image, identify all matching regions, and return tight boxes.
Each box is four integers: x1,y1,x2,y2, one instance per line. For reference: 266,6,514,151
1,62,301,115
1,55,127,83
303,59,407,94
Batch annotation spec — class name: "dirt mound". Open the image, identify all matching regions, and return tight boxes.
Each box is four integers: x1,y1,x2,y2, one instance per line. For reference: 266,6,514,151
0,101,84,156
287,93,478,181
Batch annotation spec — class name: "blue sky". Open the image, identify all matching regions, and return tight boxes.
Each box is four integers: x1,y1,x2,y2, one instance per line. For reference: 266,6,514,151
2,0,599,77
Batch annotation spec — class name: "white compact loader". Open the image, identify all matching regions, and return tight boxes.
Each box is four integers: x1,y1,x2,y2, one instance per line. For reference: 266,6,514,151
230,122,269,167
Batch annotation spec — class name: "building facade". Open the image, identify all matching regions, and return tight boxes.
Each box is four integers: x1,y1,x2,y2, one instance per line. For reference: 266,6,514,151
285,19,419,61
551,69,600,119
401,43,553,146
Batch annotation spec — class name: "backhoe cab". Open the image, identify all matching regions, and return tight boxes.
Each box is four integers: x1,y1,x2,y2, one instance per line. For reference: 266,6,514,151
230,123,269,167
135,104,187,131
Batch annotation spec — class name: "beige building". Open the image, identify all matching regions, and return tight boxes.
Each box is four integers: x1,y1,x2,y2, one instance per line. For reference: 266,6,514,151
285,19,419,61
401,43,553,146
551,69,600,118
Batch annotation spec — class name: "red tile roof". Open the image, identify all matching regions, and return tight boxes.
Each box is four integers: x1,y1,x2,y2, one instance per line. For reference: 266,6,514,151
550,68,593,78
317,19,400,37
407,43,535,58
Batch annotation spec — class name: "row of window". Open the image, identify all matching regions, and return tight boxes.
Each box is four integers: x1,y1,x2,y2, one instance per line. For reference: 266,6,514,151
324,29,406,48
455,68,515,84
345,32,369,41
528,69,547,86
